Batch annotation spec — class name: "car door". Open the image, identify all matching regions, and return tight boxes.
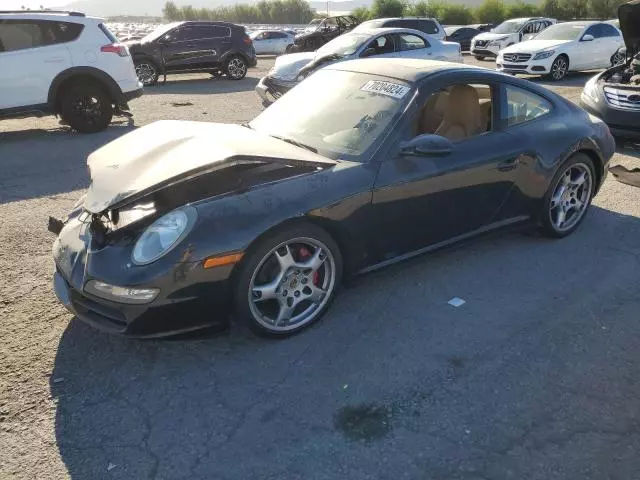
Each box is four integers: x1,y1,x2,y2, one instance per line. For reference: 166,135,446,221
0,19,73,110
252,31,268,54
579,24,607,69
162,25,219,71
370,73,530,257
270,31,289,53
599,23,625,67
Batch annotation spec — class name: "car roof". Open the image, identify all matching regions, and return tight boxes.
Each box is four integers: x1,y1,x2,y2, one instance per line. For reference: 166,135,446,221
325,58,492,82
350,27,431,36
0,11,102,22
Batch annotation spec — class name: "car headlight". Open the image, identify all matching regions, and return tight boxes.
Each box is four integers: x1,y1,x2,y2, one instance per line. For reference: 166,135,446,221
132,206,197,265
582,75,600,102
533,50,555,60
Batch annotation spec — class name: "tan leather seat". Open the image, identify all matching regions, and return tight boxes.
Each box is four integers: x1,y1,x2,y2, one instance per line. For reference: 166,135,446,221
434,85,482,141
417,91,449,135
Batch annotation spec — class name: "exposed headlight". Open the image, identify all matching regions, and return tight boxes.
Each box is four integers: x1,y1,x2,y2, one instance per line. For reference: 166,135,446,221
582,75,600,102
132,206,196,265
533,50,555,60
84,280,159,304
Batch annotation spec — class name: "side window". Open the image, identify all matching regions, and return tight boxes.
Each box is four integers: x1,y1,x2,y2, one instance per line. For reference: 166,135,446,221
583,25,601,39
209,26,231,38
504,85,552,127
362,35,395,56
522,22,536,34
601,24,620,37
416,83,494,142
47,21,84,44
398,33,428,50
0,21,45,52
271,31,287,39
419,20,439,34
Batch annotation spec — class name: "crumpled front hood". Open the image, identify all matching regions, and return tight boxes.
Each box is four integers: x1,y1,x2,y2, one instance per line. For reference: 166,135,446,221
474,32,513,42
84,121,335,214
270,52,316,79
619,0,640,54
501,39,572,53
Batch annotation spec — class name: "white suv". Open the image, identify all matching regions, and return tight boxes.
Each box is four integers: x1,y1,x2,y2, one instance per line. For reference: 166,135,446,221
0,10,142,133
471,17,556,60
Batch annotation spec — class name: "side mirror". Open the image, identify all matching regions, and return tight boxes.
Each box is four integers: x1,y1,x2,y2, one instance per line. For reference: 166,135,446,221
400,134,453,156
361,47,377,57
582,34,594,42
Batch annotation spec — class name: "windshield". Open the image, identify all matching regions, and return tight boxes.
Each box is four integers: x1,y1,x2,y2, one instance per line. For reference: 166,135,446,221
250,70,412,161
140,22,181,43
445,27,461,36
493,20,526,34
535,23,586,41
303,19,322,33
317,33,370,56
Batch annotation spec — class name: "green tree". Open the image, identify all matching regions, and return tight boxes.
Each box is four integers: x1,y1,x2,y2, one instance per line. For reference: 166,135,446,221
506,0,541,17
475,0,506,23
351,6,371,21
162,1,181,20
559,0,588,19
541,0,566,18
440,4,474,24
370,0,407,18
588,0,626,18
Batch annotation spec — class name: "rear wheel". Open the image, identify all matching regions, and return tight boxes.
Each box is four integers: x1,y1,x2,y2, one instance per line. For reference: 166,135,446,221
540,154,595,238
234,223,343,337
134,59,159,86
224,55,248,80
59,83,113,133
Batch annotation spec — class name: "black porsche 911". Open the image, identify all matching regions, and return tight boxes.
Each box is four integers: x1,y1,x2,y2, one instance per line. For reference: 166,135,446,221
50,58,615,338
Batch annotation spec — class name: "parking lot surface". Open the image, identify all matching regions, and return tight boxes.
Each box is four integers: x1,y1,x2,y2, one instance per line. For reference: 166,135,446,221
2,56,640,480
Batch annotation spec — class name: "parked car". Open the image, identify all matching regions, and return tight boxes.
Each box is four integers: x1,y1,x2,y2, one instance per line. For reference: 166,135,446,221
127,21,257,85
255,27,462,106
250,29,295,54
291,15,358,52
354,17,446,41
581,0,640,139
469,23,494,33
50,57,614,338
0,10,142,133
497,21,625,81
445,26,479,51
471,17,556,59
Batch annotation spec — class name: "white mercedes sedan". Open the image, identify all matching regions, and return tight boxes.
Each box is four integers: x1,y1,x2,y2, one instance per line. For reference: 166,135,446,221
255,27,463,105
496,21,625,81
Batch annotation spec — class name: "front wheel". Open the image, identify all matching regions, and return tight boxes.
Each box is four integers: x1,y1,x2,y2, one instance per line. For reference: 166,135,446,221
548,55,569,81
611,51,626,66
540,154,595,238
134,59,159,86
59,83,113,133
224,55,248,80
234,223,343,337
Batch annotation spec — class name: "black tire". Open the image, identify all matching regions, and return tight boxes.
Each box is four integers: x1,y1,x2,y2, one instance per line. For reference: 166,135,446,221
210,69,223,78
475,55,485,61
547,55,569,81
539,153,596,238
285,44,294,53
59,83,113,134
224,55,248,80
233,222,343,337
134,58,159,86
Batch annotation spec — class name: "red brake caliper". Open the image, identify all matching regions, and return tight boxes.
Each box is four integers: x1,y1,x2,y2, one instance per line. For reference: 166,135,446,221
298,247,320,286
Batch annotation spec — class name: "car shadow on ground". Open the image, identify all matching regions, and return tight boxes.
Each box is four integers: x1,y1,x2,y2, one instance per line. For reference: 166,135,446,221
141,75,259,96
0,124,135,204
49,203,640,479
523,70,597,88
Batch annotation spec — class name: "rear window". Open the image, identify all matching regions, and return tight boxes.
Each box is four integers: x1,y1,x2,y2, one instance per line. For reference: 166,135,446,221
99,23,119,43
386,19,439,34
50,22,84,43
0,20,83,52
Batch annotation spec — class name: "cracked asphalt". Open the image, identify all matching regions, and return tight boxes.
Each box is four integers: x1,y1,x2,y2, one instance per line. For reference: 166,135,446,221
2,56,640,480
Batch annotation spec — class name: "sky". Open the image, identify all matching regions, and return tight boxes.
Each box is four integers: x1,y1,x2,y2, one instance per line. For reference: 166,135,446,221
1,0,71,8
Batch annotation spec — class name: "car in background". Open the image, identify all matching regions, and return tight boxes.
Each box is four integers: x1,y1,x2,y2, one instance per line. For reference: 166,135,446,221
354,17,446,41
468,23,494,33
256,27,462,106
471,17,556,59
581,0,640,139
50,58,615,338
127,21,257,85
606,19,621,29
445,26,479,51
0,9,142,133
291,15,358,52
497,21,625,81
250,29,295,54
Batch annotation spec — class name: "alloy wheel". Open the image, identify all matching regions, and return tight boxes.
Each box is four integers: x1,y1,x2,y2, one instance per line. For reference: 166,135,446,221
226,57,247,79
548,162,593,233
551,57,568,80
71,94,104,128
248,237,336,332
612,52,626,66
135,63,156,85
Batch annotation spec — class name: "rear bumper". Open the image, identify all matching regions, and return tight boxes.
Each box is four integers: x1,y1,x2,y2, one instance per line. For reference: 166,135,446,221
122,85,144,103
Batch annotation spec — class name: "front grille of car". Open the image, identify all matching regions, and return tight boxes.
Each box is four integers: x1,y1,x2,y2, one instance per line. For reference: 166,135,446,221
474,40,488,47
503,53,531,63
501,64,529,70
471,49,496,56
604,86,640,111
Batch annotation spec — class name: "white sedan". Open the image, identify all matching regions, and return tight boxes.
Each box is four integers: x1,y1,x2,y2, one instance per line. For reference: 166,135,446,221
256,27,462,105
496,21,625,81
250,30,295,55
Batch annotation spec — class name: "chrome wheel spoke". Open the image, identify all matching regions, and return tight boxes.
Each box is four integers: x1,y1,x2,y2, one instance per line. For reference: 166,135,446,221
549,162,593,232
301,247,325,272
275,244,296,270
569,171,586,187
275,298,296,326
252,279,279,303
556,207,567,227
305,284,327,303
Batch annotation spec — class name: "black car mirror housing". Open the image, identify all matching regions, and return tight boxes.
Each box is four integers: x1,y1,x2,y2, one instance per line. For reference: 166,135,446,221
400,134,454,157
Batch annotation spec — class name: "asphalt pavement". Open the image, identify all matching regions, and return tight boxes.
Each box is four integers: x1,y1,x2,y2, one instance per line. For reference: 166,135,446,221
1,56,640,480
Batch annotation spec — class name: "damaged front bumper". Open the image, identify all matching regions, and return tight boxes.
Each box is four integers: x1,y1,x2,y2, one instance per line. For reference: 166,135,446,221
255,76,297,106
51,213,234,337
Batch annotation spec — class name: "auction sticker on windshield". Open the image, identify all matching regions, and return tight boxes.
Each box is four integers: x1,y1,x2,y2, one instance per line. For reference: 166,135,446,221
361,80,410,99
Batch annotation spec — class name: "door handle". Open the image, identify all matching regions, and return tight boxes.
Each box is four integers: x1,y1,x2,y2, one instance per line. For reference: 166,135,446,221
497,156,521,172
